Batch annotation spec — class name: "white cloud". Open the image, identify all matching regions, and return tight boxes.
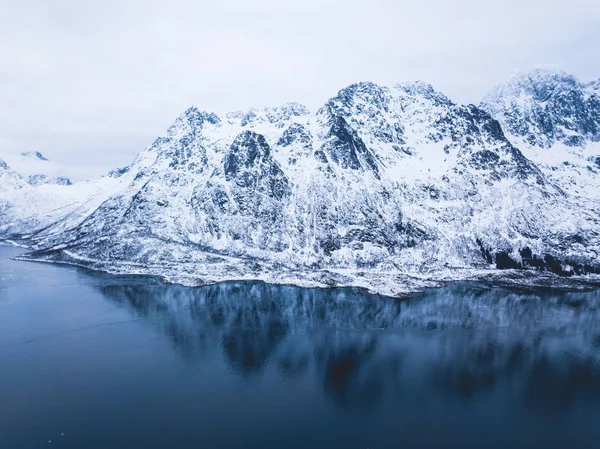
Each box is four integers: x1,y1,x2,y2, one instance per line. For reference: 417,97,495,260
1,0,599,179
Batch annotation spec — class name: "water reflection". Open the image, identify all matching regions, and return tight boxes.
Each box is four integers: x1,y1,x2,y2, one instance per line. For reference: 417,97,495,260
90,276,600,409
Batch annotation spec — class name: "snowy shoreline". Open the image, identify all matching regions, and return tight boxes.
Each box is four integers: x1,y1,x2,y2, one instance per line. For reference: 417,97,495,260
8,243,600,298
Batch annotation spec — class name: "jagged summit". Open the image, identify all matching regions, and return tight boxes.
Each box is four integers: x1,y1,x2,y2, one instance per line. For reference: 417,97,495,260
481,68,600,148
513,67,578,91
482,67,583,105
326,80,451,113
394,80,450,104
480,68,600,199
166,106,220,139
328,82,391,111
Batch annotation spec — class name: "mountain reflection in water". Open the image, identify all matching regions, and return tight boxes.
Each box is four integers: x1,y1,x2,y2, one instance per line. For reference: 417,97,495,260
3,241,600,449
92,277,600,409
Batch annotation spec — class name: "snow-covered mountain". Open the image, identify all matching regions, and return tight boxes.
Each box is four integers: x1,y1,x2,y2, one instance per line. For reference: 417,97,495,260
4,78,599,296
0,158,29,193
0,156,123,239
0,151,73,186
481,68,600,148
27,174,72,186
481,68,600,200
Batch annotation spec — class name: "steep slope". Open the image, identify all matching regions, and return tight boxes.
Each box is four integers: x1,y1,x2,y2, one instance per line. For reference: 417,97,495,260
0,158,29,192
0,163,124,238
481,68,600,200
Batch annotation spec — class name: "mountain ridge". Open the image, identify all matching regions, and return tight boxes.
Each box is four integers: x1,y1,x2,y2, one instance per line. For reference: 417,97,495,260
480,67,600,200
0,151,73,186
2,70,600,297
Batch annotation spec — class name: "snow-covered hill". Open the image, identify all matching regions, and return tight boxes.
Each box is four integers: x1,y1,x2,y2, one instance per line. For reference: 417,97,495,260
4,77,598,296
0,158,29,193
0,157,124,239
481,68,600,200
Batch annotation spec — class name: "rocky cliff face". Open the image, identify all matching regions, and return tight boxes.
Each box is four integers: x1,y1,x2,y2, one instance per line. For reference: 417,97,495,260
4,73,600,296
481,68,600,149
481,68,600,200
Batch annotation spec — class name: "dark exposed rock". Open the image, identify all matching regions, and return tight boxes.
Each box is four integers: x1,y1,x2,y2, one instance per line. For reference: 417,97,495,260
277,123,312,150
108,166,130,178
319,114,380,178
475,244,600,276
588,156,600,169
224,131,290,202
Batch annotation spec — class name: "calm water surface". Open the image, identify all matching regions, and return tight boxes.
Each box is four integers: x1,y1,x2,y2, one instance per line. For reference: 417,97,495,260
1,245,600,449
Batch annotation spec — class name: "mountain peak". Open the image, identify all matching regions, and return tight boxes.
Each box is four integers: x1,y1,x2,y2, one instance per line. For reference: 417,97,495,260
483,68,581,106
481,68,600,148
394,80,434,94
0,157,29,191
516,67,578,85
393,81,450,105
20,151,49,161
166,106,220,138
332,81,390,110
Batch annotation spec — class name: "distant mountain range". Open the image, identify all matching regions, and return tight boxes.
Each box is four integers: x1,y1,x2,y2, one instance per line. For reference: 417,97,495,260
0,151,72,186
1,68,599,296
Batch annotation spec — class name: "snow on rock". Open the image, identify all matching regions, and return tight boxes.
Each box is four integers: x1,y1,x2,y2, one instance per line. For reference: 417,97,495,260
27,174,72,186
481,68,600,201
0,158,29,192
3,75,600,297
481,68,600,149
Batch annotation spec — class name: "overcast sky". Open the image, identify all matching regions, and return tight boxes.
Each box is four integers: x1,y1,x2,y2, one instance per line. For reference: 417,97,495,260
1,0,599,179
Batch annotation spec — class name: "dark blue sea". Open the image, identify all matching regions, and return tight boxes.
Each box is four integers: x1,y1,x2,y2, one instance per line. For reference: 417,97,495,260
1,245,599,449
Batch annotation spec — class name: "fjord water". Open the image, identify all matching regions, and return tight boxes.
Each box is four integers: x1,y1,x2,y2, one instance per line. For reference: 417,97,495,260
1,246,600,449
